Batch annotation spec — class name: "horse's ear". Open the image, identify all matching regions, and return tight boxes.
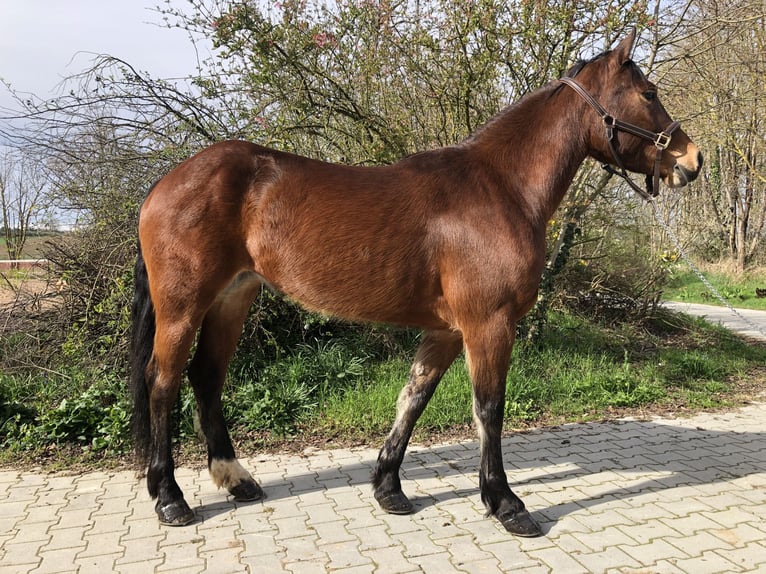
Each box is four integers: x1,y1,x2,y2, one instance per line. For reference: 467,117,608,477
612,29,637,64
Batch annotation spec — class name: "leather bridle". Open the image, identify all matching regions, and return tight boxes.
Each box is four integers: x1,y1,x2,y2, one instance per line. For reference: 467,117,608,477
559,76,681,202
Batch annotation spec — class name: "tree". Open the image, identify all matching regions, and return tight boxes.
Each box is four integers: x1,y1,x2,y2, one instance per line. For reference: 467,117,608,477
0,149,47,261
661,0,766,271
0,0,710,368
160,0,653,162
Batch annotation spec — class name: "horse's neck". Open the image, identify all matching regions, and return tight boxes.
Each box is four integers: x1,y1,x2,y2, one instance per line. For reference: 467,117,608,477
465,85,588,224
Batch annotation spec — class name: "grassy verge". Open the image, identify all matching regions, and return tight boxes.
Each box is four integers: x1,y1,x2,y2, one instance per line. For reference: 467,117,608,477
1,308,764,469
664,266,766,310
310,310,765,444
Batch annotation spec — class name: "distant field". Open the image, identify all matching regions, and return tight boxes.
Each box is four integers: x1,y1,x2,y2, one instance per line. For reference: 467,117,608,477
0,233,59,259
0,234,57,302
664,266,766,310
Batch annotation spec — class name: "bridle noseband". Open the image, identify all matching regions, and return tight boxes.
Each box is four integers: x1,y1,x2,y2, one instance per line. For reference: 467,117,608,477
559,76,680,201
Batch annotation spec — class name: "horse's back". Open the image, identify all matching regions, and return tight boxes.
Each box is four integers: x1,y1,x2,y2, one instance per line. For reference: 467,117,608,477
139,141,450,327
140,140,539,330
243,147,455,326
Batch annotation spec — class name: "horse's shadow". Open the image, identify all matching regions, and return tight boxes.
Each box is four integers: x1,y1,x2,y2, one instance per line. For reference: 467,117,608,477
194,414,766,531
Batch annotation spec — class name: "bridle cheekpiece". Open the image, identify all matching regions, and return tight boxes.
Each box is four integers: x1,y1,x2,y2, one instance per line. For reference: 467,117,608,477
559,76,680,201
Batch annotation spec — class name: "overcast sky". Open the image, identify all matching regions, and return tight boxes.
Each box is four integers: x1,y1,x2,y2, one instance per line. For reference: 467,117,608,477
0,0,207,110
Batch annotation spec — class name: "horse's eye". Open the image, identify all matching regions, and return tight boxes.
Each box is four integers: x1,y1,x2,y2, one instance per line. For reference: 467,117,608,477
643,91,657,102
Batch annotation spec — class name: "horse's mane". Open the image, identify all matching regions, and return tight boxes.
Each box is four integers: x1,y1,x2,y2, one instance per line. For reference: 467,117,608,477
564,51,610,78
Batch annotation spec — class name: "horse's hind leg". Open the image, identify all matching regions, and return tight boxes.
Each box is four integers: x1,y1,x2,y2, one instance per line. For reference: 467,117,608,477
147,313,200,526
188,272,263,502
373,329,463,514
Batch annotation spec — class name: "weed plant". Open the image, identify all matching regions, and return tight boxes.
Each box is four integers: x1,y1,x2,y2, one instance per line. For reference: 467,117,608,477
314,310,765,438
0,369,130,455
1,309,764,464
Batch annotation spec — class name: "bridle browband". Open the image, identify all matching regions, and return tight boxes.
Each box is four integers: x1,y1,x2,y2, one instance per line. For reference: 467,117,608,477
558,76,681,202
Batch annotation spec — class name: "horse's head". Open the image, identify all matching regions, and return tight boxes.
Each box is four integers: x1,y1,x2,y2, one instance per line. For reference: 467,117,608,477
563,30,702,195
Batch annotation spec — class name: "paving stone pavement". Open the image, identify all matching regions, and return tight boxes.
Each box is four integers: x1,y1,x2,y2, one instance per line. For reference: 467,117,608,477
2,398,765,574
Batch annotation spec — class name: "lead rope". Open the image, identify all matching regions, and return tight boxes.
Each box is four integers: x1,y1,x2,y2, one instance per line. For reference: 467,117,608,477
647,197,766,339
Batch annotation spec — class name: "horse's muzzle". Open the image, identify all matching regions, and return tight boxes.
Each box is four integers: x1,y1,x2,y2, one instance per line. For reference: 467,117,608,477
669,150,703,188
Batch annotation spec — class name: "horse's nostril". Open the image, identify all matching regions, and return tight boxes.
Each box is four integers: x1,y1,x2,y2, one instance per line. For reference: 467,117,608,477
697,151,704,170
675,161,700,183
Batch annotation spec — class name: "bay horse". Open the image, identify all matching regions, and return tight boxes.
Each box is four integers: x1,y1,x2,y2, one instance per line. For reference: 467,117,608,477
130,31,702,536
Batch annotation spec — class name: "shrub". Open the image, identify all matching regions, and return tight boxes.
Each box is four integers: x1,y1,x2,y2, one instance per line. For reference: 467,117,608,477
0,373,131,454
226,340,371,434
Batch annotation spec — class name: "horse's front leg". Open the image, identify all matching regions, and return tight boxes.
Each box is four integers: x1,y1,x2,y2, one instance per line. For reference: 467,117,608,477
464,316,542,537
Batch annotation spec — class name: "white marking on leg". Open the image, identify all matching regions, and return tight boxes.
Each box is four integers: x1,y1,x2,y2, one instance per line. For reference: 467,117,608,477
472,388,496,467
473,399,487,447
387,365,425,441
210,458,253,490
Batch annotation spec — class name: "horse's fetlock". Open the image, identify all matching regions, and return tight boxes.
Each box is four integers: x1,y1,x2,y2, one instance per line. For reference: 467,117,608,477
209,458,252,490
371,465,400,494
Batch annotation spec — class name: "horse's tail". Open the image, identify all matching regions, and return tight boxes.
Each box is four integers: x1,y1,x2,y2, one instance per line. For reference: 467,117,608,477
129,238,155,466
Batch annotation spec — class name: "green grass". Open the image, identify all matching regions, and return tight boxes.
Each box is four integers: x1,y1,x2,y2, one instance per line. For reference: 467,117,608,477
0,367,130,458
664,267,766,310
2,308,764,466
315,359,475,437
312,310,766,439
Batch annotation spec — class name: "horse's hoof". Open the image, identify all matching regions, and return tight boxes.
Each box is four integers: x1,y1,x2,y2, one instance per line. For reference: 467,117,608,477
229,479,264,502
499,509,542,537
156,500,196,526
375,490,414,515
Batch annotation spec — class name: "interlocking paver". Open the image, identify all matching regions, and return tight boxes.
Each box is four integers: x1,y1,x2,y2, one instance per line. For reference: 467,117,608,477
360,546,414,574
154,541,203,571
77,529,124,558
573,546,643,573
323,539,374,570
115,558,164,573
621,538,691,565
715,542,766,571
272,515,310,540
49,508,93,531
301,501,341,525
311,520,358,546
709,523,765,547
671,549,746,574
527,546,590,573
390,529,444,558
33,547,83,574
2,396,766,573
76,552,126,574
408,551,467,574
614,518,683,545
661,513,731,536
38,525,83,551
115,533,164,565
238,530,283,558
7,519,55,544
2,540,45,570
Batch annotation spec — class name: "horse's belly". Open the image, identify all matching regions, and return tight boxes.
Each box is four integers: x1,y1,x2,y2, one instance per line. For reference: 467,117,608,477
266,264,450,329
